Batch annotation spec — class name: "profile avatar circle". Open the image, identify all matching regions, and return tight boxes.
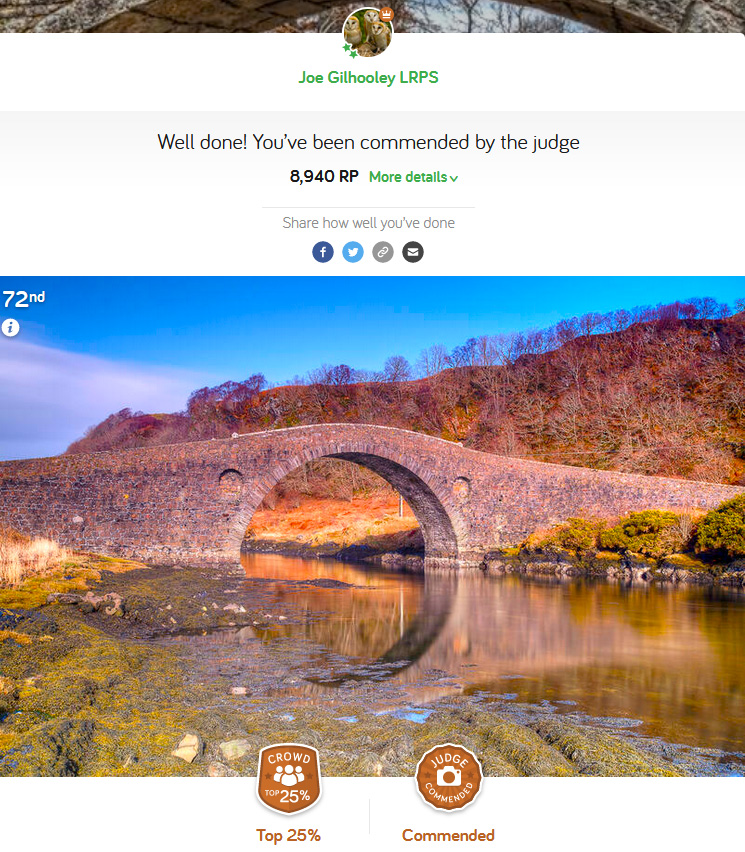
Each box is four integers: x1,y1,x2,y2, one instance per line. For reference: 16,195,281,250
343,7,393,58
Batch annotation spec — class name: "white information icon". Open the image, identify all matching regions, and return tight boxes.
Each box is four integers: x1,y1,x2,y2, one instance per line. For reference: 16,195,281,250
2,318,20,337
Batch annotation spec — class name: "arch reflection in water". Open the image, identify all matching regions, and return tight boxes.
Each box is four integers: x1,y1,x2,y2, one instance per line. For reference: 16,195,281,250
239,553,447,670
225,555,745,755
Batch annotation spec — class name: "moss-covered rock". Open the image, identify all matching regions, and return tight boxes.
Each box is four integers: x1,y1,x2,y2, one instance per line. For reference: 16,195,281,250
2,719,98,776
529,718,682,777
0,558,717,778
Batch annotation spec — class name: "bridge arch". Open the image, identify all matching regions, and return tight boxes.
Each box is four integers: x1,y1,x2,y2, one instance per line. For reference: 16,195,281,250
2,422,742,570
16,0,745,34
224,438,465,564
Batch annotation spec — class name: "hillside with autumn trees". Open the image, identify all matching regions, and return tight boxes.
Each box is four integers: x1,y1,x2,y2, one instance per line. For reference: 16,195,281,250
68,297,745,499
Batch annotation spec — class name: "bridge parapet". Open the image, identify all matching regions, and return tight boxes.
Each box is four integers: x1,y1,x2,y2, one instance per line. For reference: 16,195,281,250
0,424,741,567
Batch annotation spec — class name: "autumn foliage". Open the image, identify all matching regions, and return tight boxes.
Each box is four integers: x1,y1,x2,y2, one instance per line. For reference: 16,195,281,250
695,496,745,558
67,299,745,488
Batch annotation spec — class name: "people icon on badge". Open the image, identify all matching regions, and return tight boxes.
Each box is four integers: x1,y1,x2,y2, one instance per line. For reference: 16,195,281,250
273,764,305,787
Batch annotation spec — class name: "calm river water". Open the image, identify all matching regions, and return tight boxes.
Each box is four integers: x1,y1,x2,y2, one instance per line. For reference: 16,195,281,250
228,554,745,757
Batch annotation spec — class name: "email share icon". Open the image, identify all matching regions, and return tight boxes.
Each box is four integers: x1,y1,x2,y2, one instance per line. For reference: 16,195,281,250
403,241,424,263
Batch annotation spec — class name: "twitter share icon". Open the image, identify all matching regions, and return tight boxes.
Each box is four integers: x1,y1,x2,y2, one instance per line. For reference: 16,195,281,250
342,241,364,263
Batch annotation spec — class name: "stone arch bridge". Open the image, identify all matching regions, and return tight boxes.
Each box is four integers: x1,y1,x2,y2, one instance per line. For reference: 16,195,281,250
0,424,742,568
4,0,744,33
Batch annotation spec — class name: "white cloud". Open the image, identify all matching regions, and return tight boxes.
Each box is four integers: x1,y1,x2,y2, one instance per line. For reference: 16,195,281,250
0,340,205,460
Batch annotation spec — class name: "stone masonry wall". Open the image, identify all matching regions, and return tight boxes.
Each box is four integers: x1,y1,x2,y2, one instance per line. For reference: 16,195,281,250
0,424,742,568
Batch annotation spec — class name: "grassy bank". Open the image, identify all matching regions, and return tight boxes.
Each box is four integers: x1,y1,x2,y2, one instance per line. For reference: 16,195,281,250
0,527,73,587
0,530,148,611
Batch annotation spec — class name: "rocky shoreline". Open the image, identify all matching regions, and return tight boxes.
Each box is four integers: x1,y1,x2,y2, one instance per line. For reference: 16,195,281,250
245,536,745,585
1,557,743,777
483,547,745,585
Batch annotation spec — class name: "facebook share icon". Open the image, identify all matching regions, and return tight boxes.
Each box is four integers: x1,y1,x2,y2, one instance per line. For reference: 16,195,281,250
312,241,334,263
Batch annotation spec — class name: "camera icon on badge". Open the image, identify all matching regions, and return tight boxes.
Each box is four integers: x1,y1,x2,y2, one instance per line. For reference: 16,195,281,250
436,766,461,786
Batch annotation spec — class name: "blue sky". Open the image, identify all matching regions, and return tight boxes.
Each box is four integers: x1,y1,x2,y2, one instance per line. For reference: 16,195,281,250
6,276,745,381
0,276,743,459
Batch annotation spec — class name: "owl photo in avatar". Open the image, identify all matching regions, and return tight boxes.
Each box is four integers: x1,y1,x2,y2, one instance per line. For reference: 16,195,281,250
363,8,381,42
343,9,392,57
369,20,391,52
343,15,364,47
